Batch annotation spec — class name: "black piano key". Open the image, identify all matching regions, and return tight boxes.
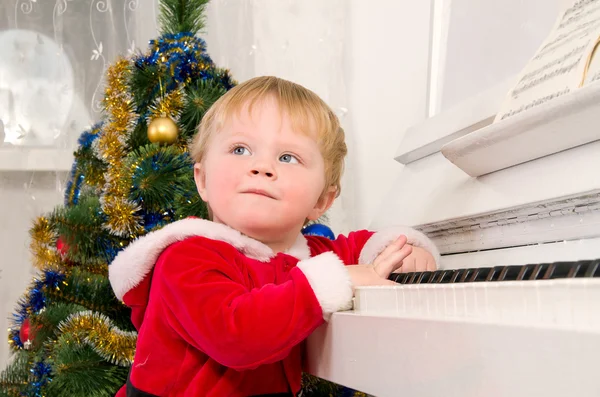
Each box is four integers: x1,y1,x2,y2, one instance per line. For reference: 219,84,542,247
498,266,523,281
399,273,411,284
469,267,491,282
517,264,537,280
430,270,446,283
414,272,428,283
529,263,550,280
459,269,474,282
450,269,464,283
388,273,403,283
403,272,416,284
418,271,434,283
487,266,507,281
407,272,420,284
584,260,600,278
439,270,455,283
567,262,582,278
543,262,574,279
578,260,593,278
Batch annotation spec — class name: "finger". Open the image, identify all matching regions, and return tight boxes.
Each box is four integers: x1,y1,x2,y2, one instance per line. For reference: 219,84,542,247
391,261,404,274
401,255,416,273
374,244,412,277
372,235,407,266
426,258,437,272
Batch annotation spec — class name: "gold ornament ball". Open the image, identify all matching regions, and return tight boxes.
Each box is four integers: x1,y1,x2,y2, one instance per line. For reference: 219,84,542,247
147,117,179,144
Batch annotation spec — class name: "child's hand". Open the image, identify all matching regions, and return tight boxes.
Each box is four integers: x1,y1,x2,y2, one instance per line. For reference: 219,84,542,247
347,236,412,287
392,245,437,273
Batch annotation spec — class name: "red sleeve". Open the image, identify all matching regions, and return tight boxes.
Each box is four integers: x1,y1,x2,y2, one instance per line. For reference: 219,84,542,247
154,237,352,371
306,229,375,265
306,227,441,266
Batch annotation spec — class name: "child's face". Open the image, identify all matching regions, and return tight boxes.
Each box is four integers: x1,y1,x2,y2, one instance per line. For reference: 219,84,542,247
194,98,335,243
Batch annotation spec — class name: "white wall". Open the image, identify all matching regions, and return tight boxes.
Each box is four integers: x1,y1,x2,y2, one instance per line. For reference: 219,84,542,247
346,0,432,229
0,172,67,368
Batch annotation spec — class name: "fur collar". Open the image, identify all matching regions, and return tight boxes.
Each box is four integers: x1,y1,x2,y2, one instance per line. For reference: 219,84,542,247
109,218,311,300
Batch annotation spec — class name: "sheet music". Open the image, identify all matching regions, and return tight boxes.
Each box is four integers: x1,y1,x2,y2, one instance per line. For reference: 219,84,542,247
495,0,600,121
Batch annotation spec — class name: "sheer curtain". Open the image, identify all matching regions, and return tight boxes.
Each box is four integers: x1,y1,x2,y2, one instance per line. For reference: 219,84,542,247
0,0,158,147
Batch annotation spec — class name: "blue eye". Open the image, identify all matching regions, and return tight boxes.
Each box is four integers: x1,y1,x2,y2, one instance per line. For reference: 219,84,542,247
279,154,299,164
232,146,251,156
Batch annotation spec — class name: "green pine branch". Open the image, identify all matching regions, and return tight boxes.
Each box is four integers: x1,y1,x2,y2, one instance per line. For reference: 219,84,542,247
0,350,31,396
179,79,228,139
126,117,150,151
43,269,133,331
158,0,210,36
73,142,107,190
129,62,165,114
31,303,88,349
54,196,128,266
45,334,128,397
127,144,194,213
172,172,209,220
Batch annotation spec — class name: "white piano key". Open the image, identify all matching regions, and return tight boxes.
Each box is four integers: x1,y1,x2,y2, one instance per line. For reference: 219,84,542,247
585,280,600,328
555,280,574,327
501,281,525,325
454,284,466,317
353,279,600,332
433,282,443,316
465,284,478,318
520,280,539,325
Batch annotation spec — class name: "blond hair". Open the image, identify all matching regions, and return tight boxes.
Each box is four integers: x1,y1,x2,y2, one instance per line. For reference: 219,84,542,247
190,76,347,197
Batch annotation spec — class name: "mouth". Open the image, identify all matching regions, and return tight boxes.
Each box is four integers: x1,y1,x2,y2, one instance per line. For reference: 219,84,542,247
242,189,277,199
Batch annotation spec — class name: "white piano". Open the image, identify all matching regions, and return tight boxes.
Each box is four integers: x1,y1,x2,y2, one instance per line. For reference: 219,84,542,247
306,78,600,396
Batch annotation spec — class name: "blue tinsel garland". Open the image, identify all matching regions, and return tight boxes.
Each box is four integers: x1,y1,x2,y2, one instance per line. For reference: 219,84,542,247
64,122,104,207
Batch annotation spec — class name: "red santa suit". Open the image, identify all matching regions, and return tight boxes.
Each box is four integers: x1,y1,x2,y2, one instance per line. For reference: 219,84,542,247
108,218,439,397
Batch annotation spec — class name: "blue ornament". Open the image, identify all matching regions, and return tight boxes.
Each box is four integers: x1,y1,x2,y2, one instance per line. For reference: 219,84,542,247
302,224,335,240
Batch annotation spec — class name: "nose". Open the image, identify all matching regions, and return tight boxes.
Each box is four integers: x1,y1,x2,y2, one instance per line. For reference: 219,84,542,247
249,160,277,179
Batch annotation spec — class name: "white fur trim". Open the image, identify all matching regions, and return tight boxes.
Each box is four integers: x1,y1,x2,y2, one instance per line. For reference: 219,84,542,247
109,218,277,301
296,252,353,321
358,226,441,266
285,233,311,261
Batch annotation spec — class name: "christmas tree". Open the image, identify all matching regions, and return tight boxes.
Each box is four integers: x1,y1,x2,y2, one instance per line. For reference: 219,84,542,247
0,1,367,396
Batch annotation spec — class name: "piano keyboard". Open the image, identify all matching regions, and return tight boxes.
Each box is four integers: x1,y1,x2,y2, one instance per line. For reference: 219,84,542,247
389,259,600,284
353,259,600,332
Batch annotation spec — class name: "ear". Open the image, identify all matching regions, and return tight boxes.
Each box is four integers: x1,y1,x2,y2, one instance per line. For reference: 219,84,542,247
193,163,208,202
307,186,337,221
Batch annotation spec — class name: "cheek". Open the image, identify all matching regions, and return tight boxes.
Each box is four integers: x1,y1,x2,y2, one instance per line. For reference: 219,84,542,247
282,168,325,204
205,158,239,198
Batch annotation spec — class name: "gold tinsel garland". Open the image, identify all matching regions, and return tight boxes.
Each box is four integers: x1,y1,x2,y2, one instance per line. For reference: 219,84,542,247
96,58,144,238
30,214,109,276
147,87,185,123
57,311,136,367
30,216,60,270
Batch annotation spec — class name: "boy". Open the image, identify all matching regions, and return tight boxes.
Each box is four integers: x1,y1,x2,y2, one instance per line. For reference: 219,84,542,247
109,76,439,396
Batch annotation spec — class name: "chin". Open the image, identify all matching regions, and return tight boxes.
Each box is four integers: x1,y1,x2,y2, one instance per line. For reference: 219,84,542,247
234,217,298,241
237,222,282,238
